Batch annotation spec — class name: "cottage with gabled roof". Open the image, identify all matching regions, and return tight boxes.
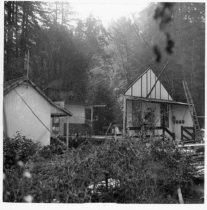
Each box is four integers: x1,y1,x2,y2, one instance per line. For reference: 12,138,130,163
123,67,194,141
3,77,72,145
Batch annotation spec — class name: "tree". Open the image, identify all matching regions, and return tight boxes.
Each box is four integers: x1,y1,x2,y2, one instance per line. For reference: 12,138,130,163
108,3,205,124
4,1,49,80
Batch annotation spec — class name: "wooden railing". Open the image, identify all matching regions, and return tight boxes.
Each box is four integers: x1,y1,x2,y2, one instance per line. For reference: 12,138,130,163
163,127,175,140
181,126,195,142
128,126,175,140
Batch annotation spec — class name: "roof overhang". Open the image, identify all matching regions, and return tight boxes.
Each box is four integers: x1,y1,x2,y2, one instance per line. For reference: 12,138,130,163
51,113,69,117
124,95,190,106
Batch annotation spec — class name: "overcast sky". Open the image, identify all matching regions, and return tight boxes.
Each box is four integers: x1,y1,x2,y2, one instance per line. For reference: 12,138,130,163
69,0,150,26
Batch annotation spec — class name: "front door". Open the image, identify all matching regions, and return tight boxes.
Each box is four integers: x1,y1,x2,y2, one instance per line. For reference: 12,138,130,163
160,103,169,128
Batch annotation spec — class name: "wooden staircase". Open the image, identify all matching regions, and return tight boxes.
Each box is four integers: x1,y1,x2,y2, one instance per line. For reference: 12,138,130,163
182,80,203,143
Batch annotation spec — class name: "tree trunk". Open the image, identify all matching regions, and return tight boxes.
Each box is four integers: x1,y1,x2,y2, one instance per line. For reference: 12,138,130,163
15,1,18,58
21,2,26,55
7,1,12,64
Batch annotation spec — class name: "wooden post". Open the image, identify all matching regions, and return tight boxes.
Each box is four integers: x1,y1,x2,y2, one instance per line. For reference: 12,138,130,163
177,186,184,204
181,126,183,141
91,106,94,135
66,116,69,150
123,96,126,136
3,104,8,138
162,105,165,140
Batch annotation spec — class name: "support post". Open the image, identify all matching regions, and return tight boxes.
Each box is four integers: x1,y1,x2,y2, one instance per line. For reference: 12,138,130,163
181,126,183,141
66,116,69,150
3,104,8,138
123,96,126,136
91,106,94,135
177,186,184,204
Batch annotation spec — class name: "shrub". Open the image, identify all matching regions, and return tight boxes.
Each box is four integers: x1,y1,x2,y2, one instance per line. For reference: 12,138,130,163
37,137,67,159
3,132,39,169
3,134,199,203
58,136,87,148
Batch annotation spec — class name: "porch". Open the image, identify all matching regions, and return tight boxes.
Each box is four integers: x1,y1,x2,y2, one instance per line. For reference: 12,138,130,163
123,96,194,141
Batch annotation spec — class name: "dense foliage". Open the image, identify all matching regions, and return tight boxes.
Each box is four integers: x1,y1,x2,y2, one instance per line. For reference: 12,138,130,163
4,133,202,203
3,132,39,169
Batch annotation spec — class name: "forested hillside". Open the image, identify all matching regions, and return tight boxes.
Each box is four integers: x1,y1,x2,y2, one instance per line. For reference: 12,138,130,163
4,2,205,127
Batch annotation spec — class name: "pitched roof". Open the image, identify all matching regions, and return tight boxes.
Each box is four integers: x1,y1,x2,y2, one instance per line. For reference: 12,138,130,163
4,77,72,116
123,62,187,103
124,67,151,94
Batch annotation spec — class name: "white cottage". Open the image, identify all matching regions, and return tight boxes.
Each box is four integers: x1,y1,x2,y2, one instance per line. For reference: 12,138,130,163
3,77,72,145
52,101,106,136
123,67,194,141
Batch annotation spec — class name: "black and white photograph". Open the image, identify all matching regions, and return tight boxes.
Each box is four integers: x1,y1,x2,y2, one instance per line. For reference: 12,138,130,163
1,0,205,204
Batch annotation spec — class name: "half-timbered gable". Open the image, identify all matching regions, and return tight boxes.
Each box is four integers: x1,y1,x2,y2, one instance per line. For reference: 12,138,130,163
125,68,173,101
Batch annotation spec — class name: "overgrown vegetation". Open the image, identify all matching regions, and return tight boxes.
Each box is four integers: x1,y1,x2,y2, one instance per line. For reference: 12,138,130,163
3,132,39,169
3,133,203,203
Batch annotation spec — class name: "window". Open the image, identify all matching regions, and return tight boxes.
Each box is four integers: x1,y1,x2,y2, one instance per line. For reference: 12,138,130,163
144,107,155,125
52,117,60,135
132,101,142,127
160,104,169,127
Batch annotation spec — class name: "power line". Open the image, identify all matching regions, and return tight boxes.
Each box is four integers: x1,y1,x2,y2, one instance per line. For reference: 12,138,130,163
14,89,68,145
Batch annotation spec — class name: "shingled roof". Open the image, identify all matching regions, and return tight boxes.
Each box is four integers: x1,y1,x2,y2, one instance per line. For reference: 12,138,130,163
4,77,72,116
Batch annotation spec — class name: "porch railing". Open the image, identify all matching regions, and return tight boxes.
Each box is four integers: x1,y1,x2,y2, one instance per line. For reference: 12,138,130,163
128,126,175,140
181,126,195,142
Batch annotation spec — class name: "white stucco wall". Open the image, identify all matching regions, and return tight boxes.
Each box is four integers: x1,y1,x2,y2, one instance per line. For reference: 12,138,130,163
4,84,52,145
170,104,193,139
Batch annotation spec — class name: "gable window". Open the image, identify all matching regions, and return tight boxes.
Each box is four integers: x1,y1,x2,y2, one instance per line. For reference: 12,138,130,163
160,104,169,127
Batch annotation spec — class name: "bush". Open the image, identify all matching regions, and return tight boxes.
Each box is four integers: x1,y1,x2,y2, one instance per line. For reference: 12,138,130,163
37,137,66,159
3,134,199,203
58,135,87,148
3,132,39,169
